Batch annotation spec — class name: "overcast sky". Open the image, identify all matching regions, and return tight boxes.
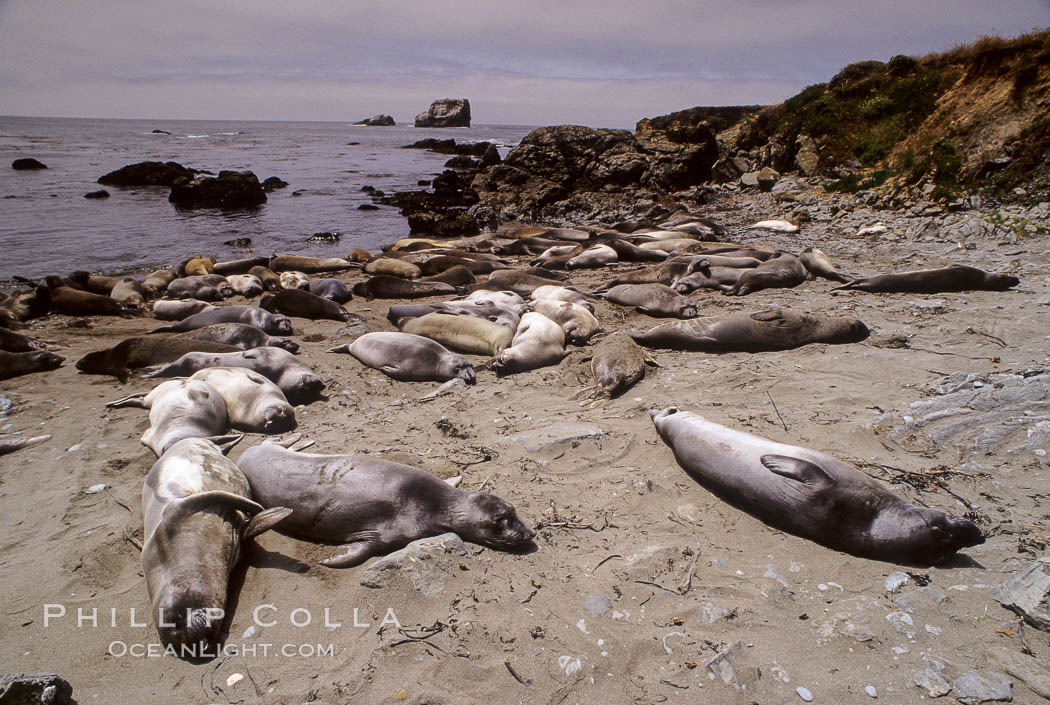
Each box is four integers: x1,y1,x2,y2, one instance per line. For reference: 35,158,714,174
0,1,1047,128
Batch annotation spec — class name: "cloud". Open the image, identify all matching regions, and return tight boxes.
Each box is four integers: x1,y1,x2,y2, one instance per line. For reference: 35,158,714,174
1,0,1046,127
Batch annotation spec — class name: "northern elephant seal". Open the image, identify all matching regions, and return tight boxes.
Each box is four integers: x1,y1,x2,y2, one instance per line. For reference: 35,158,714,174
529,285,593,310
151,306,293,335
212,257,270,276
832,265,1020,293
259,289,351,321
152,298,215,321
248,266,281,292
141,269,174,297
632,308,869,352
364,257,422,279
68,271,118,295
0,349,64,380
307,278,352,304
597,238,669,262
480,270,569,296
724,253,809,296
176,323,299,353
141,438,289,649
401,312,514,356
671,266,744,293
45,276,129,317
604,283,698,318
0,326,36,352
184,257,216,276
528,299,601,345
225,274,263,297
566,244,618,269
388,299,520,331
575,333,655,404
486,311,566,375
236,444,534,567
146,348,324,403
107,378,233,456
189,367,296,434
418,265,476,288
0,285,50,326
595,261,692,292
351,276,457,300
278,271,310,290
77,337,239,382
269,255,353,273
165,276,232,301
799,247,852,283
650,407,984,564
110,279,146,310
330,332,476,384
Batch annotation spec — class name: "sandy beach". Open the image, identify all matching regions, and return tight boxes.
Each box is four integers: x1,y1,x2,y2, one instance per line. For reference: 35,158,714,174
2,185,1049,704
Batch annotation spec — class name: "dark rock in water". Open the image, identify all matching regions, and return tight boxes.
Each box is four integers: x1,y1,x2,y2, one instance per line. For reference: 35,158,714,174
372,190,385,197
346,141,361,146
291,190,306,196
224,237,252,247
417,180,431,186
358,204,379,211
445,155,477,169
98,160,193,187
414,98,471,128
361,185,376,193
169,170,266,209
11,158,48,170
402,138,489,156
261,176,289,192
479,143,502,168
84,190,110,199
307,231,341,243
354,114,395,126
151,129,171,134
0,672,76,704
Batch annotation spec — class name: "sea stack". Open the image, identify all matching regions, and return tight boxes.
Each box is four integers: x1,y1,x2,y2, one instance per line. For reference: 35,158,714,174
415,99,471,128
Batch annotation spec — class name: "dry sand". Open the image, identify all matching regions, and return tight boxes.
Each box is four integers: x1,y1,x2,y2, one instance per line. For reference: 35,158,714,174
2,188,1049,704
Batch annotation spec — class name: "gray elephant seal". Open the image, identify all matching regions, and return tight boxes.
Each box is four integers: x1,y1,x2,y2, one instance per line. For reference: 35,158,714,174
107,378,233,456
248,266,281,291
529,285,593,310
832,264,1020,293
211,256,270,276
671,266,744,293
352,275,458,300
308,278,352,304
237,444,534,567
225,274,263,298
364,257,422,279
575,332,655,404
166,275,234,300
259,289,351,321
387,299,520,331
566,244,618,269
724,253,809,296
632,308,870,352
189,367,296,434
480,270,571,296
650,407,984,565
799,247,852,283
595,261,693,292
145,348,324,403
269,255,354,273
111,279,146,310
330,332,476,384
142,269,174,297
152,306,293,335
401,312,514,356
0,326,36,352
77,337,239,382
604,283,698,318
598,238,670,262
0,349,64,380
528,299,601,345
487,311,566,375
176,323,300,353
141,438,289,649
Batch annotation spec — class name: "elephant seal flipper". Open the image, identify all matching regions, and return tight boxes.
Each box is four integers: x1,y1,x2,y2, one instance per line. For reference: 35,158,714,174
761,454,832,485
321,530,384,568
246,506,294,538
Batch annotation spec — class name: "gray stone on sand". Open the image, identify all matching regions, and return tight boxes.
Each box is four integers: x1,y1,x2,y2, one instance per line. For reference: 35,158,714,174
584,594,612,616
705,640,756,690
985,646,1050,699
0,673,75,705
358,533,468,597
914,653,956,697
951,670,1012,705
329,314,371,341
993,557,1050,630
500,423,604,452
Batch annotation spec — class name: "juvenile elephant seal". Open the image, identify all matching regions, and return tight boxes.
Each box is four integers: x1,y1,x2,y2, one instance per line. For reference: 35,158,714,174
0,434,52,455
575,333,655,404
166,276,232,301
832,264,1020,294
111,279,146,310
141,438,290,649
225,274,263,297
530,285,593,310
364,257,422,279
146,348,324,403
176,323,299,353
346,248,374,263
0,285,50,326
0,349,64,380
530,245,582,269
152,296,218,320
141,269,174,297
528,299,601,345
237,444,534,567
308,278,352,303
598,238,670,262
107,378,232,456
77,337,239,382
151,306,293,335
45,276,129,317
211,257,270,276
481,270,570,296
388,299,520,331
259,289,351,321
639,238,705,253
799,247,852,283
0,327,35,352
724,253,809,296
331,332,476,384
279,271,310,290
750,219,799,233
352,275,457,300
567,244,618,269
631,308,870,352
650,407,984,564
487,311,566,375
419,265,476,288
401,312,514,356
604,283,698,318
69,270,119,295
189,367,296,434
248,265,281,292
184,257,216,276
671,266,744,293
595,261,692,292
269,255,353,273
463,289,527,309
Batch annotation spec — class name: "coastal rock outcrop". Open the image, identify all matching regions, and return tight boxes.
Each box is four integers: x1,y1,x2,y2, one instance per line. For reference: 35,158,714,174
98,160,194,187
415,99,471,128
261,176,289,192
11,158,47,170
168,170,267,209
355,114,396,126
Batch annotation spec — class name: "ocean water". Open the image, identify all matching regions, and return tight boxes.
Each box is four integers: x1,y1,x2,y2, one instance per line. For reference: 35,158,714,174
0,116,535,281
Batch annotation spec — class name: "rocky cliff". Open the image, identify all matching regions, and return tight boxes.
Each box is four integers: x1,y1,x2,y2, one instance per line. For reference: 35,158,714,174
415,99,471,128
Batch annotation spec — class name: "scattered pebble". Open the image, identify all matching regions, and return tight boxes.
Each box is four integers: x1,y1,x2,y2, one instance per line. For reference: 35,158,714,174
864,685,878,698
884,572,909,592
225,673,243,687
797,685,813,701
67,444,82,452
242,625,255,639
84,484,106,494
